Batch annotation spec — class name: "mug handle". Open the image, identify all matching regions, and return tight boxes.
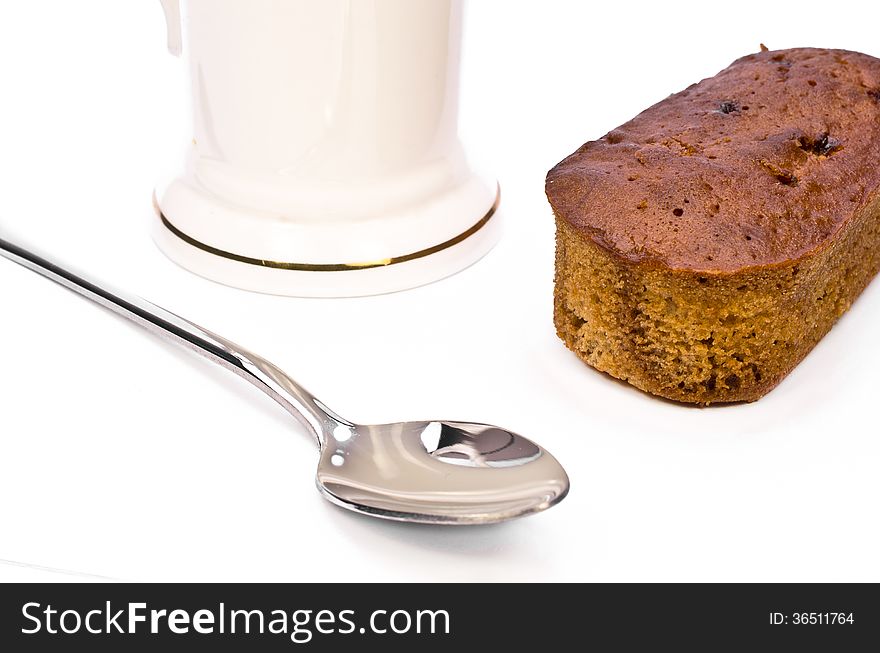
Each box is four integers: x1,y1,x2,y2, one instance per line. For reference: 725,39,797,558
158,0,182,56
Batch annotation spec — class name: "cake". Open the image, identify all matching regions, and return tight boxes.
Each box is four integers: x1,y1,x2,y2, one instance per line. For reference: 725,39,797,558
546,47,880,404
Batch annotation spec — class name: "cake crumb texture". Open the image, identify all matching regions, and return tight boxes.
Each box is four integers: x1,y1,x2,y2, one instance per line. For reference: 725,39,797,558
547,48,880,404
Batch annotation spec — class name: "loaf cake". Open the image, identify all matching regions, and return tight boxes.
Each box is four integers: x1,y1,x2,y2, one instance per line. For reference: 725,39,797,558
547,47,880,404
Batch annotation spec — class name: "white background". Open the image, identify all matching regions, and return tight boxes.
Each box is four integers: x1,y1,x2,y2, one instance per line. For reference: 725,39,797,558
1,0,878,582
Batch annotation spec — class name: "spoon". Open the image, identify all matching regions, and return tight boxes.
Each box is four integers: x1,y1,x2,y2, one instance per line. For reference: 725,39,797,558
0,236,569,525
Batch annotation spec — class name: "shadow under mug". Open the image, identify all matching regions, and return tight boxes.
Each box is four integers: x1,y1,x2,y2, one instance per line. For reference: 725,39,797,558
154,0,499,297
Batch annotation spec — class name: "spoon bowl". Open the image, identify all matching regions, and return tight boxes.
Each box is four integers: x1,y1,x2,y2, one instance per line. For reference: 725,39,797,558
317,420,570,524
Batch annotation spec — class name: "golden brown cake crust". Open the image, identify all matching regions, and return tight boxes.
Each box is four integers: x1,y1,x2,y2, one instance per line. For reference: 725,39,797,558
547,48,880,404
546,48,880,273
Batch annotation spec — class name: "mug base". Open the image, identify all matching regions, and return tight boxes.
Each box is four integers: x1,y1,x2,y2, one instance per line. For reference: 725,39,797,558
151,180,501,298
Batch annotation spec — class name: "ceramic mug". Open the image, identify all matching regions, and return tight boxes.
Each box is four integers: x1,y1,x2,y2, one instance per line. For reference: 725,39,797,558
154,0,499,297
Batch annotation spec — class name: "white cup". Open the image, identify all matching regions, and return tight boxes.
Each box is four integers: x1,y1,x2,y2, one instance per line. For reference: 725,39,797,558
154,0,499,297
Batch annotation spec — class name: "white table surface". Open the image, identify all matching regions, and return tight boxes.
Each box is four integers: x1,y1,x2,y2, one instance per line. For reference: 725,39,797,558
1,0,878,582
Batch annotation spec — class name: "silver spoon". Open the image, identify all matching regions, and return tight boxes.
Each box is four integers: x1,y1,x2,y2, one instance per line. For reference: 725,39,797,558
0,236,569,525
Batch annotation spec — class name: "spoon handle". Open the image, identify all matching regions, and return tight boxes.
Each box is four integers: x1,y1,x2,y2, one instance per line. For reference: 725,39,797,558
0,235,333,446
